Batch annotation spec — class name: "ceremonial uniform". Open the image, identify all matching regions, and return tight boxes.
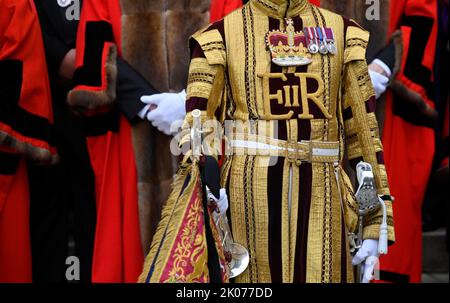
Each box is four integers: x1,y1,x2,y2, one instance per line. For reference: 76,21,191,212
144,0,396,283
69,0,211,282
0,0,55,282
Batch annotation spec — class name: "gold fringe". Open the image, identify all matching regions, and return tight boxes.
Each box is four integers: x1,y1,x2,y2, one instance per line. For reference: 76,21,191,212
138,162,198,283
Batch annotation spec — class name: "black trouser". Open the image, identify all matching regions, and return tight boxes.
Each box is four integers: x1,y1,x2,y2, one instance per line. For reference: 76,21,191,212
28,97,96,283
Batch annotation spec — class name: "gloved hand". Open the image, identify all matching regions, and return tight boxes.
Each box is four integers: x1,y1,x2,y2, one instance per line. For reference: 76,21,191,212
369,69,389,100
369,59,392,100
207,188,229,216
352,239,380,283
139,90,187,136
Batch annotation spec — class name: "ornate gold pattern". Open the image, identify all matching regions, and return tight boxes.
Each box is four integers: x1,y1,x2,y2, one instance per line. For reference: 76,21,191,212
139,165,227,283
180,1,395,283
165,192,208,283
251,0,311,18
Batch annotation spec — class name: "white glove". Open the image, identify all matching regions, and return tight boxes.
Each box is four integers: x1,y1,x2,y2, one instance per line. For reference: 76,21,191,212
352,239,380,283
369,59,392,100
139,90,187,136
369,69,389,100
207,188,229,216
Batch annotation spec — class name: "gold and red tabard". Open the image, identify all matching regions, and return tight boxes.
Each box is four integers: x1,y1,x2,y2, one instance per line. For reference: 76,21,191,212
182,0,395,283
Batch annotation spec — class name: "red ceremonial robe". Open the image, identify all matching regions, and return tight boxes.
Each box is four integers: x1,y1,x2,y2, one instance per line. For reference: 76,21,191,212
379,0,438,283
0,0,55,282
69,0,143,283
210,0,321,22
210,0,243,22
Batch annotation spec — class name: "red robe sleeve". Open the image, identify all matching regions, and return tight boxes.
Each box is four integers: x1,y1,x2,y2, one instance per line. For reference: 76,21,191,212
389,0,438,123
0,0,55,162
67,0,119,114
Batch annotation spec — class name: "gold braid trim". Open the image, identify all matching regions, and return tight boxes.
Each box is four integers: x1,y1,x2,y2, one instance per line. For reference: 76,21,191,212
193,29,226,67
138,163,198,283
187,58,218,100
343,25,370,64
342,23,395,243
181,29,227,159
364,215,395,227
338,168,359,233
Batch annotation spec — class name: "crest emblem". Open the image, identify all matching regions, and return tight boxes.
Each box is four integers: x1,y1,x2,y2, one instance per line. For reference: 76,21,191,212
266,19,312,67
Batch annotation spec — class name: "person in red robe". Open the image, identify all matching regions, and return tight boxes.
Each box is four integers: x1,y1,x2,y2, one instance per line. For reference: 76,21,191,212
68,0,147,283
0,0,56,282
68,0,209,283
369,0,439,283
210,0,321,22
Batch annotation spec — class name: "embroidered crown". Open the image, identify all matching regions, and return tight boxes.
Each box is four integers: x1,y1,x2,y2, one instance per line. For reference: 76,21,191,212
266,19,312,67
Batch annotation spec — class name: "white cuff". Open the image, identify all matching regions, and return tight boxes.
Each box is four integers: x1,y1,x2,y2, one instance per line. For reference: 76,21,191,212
372,59,392,78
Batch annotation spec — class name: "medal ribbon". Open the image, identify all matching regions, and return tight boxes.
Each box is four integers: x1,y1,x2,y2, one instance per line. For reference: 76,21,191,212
324,27,334,42
315,27,323,42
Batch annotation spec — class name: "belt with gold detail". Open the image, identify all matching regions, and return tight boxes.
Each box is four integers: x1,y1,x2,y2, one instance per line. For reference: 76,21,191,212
227,134,340,165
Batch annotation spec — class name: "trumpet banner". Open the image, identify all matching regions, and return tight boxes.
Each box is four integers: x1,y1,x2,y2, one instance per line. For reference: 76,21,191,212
139,164,228,283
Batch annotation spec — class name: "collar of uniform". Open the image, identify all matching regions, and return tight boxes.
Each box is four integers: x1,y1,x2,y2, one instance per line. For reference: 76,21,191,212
250,0,310,18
